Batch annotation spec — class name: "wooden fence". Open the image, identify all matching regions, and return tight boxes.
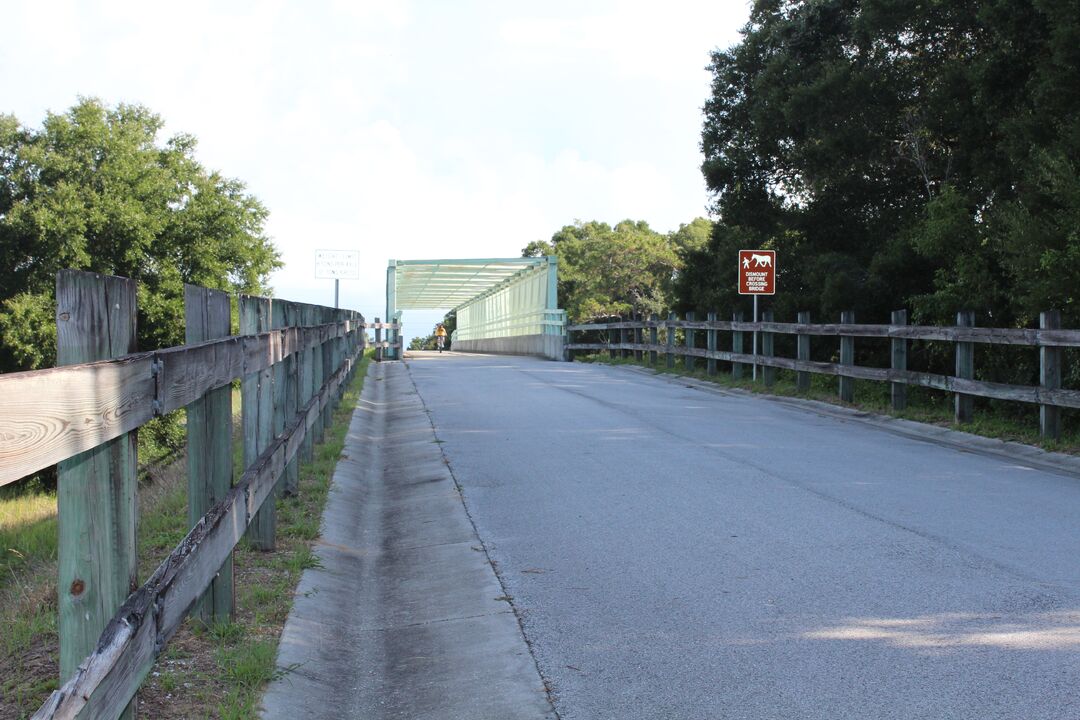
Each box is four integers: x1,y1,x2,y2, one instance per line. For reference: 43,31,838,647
565,310,1080,440
0,270,401,720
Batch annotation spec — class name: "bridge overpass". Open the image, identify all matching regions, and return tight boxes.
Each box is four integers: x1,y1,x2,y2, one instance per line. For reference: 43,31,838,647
262,351,1080,720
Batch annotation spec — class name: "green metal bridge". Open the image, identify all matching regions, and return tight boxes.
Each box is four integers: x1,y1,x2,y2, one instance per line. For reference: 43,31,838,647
384,256,566,359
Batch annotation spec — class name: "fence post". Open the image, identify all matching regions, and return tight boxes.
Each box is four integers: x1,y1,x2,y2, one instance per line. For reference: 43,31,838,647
635,313,644,362
761,309,775,387
666,312,676,369
375,316,383,362
649,314,658,365
185,285,234,624
685,311,696,372
891,309,908,411
283,302,301,495
300,306,316,463
839,311,855,403
242,295,275,550
321,307,334,430
796,311,811,392
732,310,744,380
1040,310,1062,440
55,271,138,717
955,310,975,423
706,311,717,376
272,301,291,495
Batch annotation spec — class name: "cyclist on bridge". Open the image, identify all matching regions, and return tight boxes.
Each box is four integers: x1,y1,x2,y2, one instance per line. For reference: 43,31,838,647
434,323,447,352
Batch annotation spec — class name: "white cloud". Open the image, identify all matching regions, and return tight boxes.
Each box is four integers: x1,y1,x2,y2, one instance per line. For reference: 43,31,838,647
1,0,749,337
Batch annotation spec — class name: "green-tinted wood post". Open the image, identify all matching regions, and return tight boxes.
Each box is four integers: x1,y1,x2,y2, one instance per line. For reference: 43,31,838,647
706,312,717,376
955,310,975,423
609,319,617,360
283,302,300,495
620,319,629,360
242,295,275,550
321,307,333,429
891,309,908,411
185,285,234,624
761,309,775,387
313,308,327,442
375,316,383,362
839,311,855,403
732,310,744,380
685,311,696,372
796,311,811,392
271,300,290,497
55,271,138,718
1040,310,1062,440
630,313,639,362
300,306,316,464
309,304,325,445
666,312,676,369
648,314,658,365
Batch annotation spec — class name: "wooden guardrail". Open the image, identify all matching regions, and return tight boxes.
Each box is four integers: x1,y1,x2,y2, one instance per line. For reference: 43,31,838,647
566,310,1079,440
0,270,401,720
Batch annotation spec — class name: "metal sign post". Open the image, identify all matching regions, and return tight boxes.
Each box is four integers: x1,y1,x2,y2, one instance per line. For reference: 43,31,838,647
315,250,360,308
737,249,776,382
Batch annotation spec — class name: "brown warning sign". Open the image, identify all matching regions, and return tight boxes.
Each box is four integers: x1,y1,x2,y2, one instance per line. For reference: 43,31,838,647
739,250,775,295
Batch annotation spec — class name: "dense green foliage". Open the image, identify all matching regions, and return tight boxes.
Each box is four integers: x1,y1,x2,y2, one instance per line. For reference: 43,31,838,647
0,98,280,374
681,0,1079,333
0,98,280,466
524,218,709,322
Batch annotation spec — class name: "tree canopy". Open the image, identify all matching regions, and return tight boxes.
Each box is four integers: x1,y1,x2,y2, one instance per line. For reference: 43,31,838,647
681,0,1080,329
524,219,708,322
0,98,280,373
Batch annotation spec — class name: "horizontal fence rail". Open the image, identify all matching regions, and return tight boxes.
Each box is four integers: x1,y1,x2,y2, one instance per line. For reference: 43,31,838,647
566,310,1077,440
0,320,400,487
0,269,403,720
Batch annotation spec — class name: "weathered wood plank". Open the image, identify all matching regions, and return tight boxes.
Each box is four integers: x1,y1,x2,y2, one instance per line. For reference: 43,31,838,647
184,285,234,625
568,320,1080,347
32,338,365,720
0,356,155,487
55,271,138,720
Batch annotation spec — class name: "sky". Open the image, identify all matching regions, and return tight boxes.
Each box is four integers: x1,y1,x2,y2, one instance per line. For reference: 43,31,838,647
1,0,750,341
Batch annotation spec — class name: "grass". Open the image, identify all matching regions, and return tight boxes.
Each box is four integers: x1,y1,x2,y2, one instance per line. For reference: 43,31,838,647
576,352,1080,454
0,352,371,719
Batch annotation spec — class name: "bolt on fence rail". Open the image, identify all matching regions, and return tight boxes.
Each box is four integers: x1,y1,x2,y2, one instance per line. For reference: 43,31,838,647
0,269,402,720
565,310,1080,441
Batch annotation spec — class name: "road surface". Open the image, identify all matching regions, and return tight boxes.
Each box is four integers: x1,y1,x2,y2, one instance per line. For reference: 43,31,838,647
406,351,1080,720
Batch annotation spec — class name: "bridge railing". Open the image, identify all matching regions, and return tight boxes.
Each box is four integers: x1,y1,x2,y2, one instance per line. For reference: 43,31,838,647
566,309,1080,441
0,269,400,720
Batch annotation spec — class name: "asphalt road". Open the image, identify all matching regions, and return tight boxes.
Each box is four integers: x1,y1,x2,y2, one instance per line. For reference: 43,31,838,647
406,351,1080,720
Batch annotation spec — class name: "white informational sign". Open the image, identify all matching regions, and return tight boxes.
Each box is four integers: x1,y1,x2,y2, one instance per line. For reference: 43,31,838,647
314,250,360,279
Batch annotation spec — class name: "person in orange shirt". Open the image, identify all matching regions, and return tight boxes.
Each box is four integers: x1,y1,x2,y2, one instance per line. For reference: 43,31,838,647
435,323,447,352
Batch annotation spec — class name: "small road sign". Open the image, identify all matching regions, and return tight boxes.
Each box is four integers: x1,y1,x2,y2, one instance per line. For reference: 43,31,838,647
315,250,360,280
739,250,775,295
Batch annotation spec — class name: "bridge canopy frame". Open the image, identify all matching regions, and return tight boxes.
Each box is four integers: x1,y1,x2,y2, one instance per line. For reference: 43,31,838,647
385,256,565,360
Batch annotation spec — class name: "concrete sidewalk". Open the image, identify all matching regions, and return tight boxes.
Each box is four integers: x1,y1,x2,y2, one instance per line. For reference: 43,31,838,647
260,361,555,719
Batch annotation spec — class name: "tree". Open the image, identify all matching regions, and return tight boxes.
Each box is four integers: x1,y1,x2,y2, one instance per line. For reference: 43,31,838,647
525,219,705,323
0,98,280,372
690,0,1080,342
0,99,281,464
